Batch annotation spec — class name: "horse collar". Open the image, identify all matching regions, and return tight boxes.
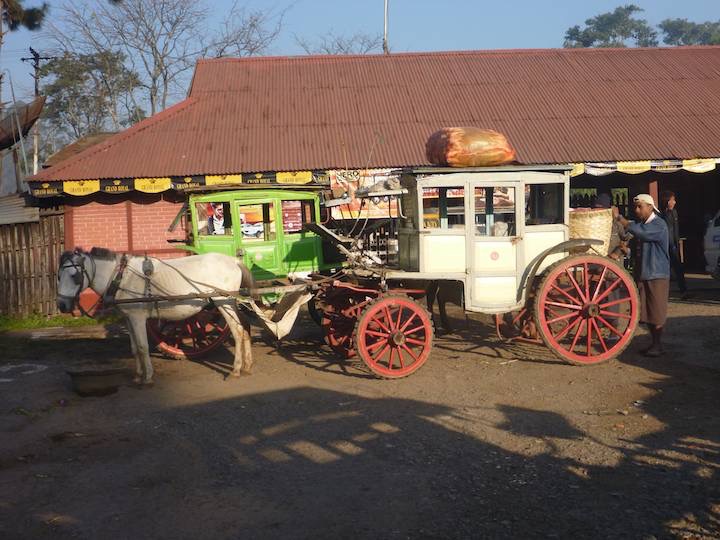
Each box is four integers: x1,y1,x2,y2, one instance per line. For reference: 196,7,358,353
104,254,129,305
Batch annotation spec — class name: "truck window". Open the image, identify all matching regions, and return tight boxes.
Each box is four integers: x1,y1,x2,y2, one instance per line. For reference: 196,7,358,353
196,202,232,236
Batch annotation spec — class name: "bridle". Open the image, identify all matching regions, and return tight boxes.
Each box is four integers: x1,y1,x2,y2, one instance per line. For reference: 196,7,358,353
58,250,97,317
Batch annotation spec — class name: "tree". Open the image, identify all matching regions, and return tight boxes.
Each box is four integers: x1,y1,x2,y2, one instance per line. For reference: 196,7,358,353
564,4,658,48
40,51,145,140
0,0,48,102
47,0,283,116
659,18,720,46
296,31,383,55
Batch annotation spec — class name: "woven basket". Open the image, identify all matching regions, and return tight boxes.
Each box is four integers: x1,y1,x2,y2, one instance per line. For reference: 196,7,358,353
568,208,612,256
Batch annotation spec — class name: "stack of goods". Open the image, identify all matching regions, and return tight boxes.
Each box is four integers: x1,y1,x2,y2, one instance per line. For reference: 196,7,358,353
425,127,516,167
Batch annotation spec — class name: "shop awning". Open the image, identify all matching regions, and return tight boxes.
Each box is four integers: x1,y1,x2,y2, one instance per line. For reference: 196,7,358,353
570,158,718,177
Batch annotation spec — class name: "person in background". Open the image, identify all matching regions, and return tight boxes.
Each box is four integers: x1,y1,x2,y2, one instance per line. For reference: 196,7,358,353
614,194,670,357
660,190,689,299
207,202,228,235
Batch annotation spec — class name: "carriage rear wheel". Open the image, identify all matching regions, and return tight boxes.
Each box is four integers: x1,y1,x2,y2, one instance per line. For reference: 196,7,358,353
147,306,231,360
534,255,639,365
355,295,434,379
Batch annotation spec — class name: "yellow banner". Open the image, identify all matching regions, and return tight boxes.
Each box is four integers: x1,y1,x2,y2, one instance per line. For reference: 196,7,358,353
63,180,100,196
616,161,651,174
277,171,313,185
569,163,585,177
682,158,716,173
205,174,242,186
134,177,172,193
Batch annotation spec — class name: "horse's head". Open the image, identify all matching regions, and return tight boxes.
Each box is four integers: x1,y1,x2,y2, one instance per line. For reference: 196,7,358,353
57,249,93,313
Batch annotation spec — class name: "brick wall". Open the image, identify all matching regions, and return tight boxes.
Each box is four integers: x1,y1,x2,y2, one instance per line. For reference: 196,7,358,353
66,192,188,259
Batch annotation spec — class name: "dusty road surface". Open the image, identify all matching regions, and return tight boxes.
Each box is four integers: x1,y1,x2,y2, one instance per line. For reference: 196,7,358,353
1,285,719,539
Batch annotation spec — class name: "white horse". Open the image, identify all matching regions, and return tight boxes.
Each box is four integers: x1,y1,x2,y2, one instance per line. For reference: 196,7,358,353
57,248,254,385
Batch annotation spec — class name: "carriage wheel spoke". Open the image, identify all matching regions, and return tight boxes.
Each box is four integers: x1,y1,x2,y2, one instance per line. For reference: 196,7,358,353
547,311,578,325
586,318,593,356
565,268,588,303
597,315,624,337
401,344,420,363
387,348,395,370
373,343,390,363
366,329,391,338
550,284,583,306
599,297,632,309
395,348,406,368
384,307,395,330
403,325,426,336
599,310,631,320
591,266,608,302
396,307,404,330
546,301,582,311
366,338,387,353
399,312,418,332
552,315,582,340
406,337,427,346
591,318,608,353
373,313,393,334
569,319,585,353
594,277,622,304
584,263,590,300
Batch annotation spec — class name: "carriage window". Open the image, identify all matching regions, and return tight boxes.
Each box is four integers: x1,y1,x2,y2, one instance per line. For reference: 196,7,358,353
474,187,516,236
422,187,465,229
525,183,564,225
196,202,232,236
237,203,275,242
282,200,315,234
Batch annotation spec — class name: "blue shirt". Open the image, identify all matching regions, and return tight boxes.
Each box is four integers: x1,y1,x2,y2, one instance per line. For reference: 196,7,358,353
628,213,670,281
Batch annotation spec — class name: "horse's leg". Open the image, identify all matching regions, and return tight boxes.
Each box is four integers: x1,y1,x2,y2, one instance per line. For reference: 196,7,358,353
426,281,439,328
124,315,143,382
239,311,253,374
215,302,249,378
126,314,154,385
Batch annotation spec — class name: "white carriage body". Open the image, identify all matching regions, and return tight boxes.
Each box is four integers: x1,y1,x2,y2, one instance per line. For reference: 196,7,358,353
388,166,572,314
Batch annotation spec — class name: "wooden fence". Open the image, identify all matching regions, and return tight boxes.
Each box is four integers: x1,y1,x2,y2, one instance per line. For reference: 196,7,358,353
0,210,64,317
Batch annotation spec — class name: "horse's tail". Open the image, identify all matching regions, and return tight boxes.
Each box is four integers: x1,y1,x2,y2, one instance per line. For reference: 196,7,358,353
237,261,256,291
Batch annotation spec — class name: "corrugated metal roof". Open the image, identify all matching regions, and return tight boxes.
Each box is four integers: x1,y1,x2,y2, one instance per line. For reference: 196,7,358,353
30,46,720,182
0,194,39,225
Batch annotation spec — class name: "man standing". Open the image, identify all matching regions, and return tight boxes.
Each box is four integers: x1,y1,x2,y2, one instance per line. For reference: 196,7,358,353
614,194,670,357
660,190,688,298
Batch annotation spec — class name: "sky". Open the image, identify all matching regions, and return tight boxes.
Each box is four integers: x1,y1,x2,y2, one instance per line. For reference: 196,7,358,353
1,0,718,102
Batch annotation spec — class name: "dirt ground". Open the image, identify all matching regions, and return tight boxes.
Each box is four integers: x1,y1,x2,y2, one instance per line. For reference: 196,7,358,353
1,279,719,539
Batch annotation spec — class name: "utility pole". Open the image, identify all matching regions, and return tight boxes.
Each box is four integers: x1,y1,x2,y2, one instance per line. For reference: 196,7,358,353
383,0,389,55
22,47,55,174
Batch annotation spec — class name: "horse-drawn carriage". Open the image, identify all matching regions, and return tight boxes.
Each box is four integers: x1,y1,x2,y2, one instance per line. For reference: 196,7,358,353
58,165,640,382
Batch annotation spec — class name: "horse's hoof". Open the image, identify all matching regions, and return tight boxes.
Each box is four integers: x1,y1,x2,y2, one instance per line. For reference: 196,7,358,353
230,370,242,378
133,376,143,385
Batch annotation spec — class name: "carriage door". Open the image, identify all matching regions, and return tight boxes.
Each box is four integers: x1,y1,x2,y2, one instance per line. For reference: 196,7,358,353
466,181,523,311
234,200,283,280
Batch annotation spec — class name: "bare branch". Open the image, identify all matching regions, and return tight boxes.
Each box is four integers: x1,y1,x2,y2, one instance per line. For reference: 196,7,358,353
295,31,383,55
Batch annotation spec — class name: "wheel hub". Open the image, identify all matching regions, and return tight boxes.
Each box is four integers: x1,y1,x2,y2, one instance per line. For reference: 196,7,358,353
390,331,406,347
583,303,600,318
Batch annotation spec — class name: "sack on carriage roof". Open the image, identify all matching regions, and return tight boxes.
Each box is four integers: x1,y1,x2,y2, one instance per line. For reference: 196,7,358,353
569,208,613,256
425,127,517,168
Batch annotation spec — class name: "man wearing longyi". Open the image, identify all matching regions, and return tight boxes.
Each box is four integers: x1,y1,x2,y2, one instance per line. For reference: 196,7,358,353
614,194,670,357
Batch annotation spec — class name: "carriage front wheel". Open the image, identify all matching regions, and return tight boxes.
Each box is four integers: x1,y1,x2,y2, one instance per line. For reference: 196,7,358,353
147,306,231,360
355,295,434,378
534,255,639,365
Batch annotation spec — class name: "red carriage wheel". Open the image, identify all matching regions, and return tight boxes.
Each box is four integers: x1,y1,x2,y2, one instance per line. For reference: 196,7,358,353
321,303,358,359
534,255,639,365
355,295,434,379
147,306,230,360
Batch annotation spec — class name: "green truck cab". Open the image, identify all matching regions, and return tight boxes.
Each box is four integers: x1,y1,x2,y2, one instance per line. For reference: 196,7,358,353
176,190,330,280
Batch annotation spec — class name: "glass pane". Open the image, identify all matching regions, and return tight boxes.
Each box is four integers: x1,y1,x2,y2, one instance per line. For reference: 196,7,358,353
237,203,269,242
474,187,516,236
525,183,564,225
422,187,464,229
197,202,232,236
282,200,303,234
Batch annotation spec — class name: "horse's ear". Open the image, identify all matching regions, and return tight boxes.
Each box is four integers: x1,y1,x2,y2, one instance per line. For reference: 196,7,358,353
73,246,84,255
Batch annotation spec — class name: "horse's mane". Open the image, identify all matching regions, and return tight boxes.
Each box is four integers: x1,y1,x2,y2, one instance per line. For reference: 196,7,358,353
89,247,117,260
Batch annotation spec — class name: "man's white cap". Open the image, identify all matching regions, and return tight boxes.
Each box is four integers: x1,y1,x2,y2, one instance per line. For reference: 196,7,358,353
633,193,659,213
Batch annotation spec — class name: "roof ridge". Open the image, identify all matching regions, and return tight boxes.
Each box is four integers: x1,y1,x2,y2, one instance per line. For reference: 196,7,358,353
195,45,720,64
30,98,198,181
